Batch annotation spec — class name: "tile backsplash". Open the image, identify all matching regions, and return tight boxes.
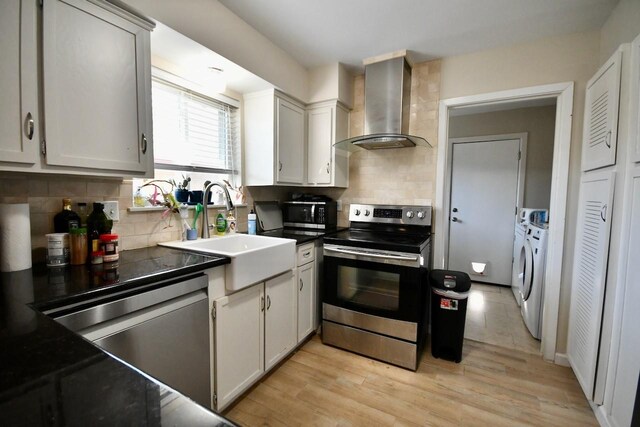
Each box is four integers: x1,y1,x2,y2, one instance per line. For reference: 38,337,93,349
0,174,253,260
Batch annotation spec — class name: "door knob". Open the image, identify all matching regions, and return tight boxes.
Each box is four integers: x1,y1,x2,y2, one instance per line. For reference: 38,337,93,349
452,217,459,222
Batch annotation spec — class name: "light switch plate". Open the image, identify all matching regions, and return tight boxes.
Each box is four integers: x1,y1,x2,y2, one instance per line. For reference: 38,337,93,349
337,200,343,211
103,201,119,222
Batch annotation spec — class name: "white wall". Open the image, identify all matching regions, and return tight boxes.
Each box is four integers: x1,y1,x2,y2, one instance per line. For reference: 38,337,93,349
440,30,601,354
308,63,354,107
122,0,309,102
449,105,557,209
599,0,640,63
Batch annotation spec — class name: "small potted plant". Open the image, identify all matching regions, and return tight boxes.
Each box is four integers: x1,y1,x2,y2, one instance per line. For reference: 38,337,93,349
173,175,190,203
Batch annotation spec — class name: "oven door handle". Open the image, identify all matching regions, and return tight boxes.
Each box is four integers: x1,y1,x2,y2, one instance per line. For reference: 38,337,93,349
324,246,418,262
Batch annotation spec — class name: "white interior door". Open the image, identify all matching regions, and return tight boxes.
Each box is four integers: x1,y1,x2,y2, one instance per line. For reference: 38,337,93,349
448,138,521,285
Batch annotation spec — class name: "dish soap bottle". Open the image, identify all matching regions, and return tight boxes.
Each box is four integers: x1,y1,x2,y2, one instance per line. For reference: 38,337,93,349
248,209,257,235
215,211,227,235
226,210,237,234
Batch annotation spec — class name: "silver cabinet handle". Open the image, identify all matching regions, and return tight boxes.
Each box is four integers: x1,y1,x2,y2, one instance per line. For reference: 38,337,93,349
141,133,148,154
299,278,303,291
326,162,330,174
452,217,459,222
605,130,612,148
260,296,265,312
278,161,283,172
303,251,311,258
25,112,34,140
266,295,271,310
601,204,607,222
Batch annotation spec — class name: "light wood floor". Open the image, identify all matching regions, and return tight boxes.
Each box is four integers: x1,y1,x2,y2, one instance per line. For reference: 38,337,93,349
465,283,541,354
224,335,596,426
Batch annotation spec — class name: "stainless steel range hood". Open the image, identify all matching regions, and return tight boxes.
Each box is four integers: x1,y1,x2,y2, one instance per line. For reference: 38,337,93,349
335,56,431,151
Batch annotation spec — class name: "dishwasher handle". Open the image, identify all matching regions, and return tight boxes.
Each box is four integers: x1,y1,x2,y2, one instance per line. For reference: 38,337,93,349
53,274,208,333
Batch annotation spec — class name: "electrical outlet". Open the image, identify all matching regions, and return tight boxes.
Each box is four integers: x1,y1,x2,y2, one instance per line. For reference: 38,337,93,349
103,201,119,222
337,200,343,211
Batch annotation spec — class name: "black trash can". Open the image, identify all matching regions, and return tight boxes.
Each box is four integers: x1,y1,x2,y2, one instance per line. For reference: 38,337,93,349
429,270,471,363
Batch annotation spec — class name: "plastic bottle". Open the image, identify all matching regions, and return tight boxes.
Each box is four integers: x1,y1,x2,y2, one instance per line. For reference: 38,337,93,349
226,210,237,234
215,211,227,234
133,187,146,207
248,210,257,235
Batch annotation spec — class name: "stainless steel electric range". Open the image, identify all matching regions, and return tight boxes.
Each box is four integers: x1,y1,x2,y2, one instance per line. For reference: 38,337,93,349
321,203,432,370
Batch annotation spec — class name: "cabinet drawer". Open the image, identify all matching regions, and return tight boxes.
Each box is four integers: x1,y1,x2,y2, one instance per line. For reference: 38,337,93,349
297,243,315,266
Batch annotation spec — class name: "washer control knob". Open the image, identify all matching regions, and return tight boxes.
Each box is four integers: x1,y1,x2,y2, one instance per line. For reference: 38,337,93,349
417,211,425,219
364,209,371,216
406,211,414,219
354,209,361,216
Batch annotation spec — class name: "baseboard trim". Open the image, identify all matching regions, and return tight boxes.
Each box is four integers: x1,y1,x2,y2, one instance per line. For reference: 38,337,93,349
590,400,611,427
554,352,571,367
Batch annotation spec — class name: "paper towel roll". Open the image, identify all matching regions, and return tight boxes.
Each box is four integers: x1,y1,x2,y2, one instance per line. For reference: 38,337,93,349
0,203,32,272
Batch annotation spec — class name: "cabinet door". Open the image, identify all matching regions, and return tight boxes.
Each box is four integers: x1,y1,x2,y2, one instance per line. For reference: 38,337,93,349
297,262,315,342
42,0,152,174
631,34,640,164
0,0,38,165
265,270,297,370
610,167,640,427
307,106,333,185
276,97,305,184
582,50,622,172
567,171,616,399
214,284,264,411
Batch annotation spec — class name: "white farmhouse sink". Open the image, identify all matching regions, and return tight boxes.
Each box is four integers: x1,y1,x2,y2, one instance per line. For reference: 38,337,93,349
159,234,295,291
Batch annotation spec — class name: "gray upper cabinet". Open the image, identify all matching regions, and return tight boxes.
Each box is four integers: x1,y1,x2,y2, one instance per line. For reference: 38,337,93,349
0,0,154,177
244,89,306,186
306,100,349,187
581,49,622,172
0,0,39,166
42,0,154,175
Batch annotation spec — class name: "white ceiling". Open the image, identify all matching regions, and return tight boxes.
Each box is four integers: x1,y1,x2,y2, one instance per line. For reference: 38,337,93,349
218,0,619,71
151,22,272,94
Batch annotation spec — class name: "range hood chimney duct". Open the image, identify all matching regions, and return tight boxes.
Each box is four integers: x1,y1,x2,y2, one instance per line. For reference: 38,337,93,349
335,56,431,151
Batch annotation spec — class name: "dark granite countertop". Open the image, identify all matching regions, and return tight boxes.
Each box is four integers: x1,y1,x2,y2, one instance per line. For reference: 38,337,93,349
258,227,347,245
0,246,235,426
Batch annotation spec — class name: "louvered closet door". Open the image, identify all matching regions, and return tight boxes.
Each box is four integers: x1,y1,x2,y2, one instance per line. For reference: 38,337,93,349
568,171,616,399
582,50,622,171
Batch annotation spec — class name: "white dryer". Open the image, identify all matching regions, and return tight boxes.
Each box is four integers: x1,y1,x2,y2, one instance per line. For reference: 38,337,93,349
520,223,548,339
511,222,528,306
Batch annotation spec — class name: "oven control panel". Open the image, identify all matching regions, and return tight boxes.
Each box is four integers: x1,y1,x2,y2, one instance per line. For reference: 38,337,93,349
349,204,432,225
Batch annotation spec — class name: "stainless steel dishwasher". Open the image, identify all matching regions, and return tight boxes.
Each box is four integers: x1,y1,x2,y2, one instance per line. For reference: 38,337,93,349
50,274,211,408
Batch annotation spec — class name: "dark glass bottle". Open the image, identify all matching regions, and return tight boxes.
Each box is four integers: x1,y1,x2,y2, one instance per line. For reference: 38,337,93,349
87,203,113,256
53,198,81,233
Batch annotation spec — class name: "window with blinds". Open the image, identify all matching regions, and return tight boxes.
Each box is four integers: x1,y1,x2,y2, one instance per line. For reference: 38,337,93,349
151,77,240,177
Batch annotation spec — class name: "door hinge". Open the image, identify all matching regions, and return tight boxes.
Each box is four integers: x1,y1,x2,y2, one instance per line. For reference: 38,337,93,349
515,206,518,215
39,0,43,8
518,151,522,160
41,140,46,156
211,306,216,321
213,393,217,407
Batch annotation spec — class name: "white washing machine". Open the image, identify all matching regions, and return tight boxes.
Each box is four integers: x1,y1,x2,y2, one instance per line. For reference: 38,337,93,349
520,223,548,339
511,222,528,306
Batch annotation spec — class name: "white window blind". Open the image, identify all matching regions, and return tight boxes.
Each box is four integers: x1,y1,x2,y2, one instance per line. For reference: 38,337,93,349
152,77,239,177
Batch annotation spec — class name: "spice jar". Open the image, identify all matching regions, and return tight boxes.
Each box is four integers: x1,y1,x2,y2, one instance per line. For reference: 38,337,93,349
91,250,104,265
100,234,119,262
69,227,88,265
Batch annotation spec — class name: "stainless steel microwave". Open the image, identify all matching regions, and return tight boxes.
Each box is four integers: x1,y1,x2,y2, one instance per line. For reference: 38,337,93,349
282,201,337,229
